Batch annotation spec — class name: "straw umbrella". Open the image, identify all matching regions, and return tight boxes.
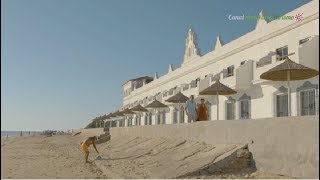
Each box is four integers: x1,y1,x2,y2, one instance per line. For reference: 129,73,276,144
116,109,134,127
165,91,189,123
121,108,135,126
103,113,113,128
108,111,122,127
130,104,149,126
131,104,148,112
106,112,114,125
145,100,168,124
199,80,237,120
121,108,135,114
99,114,108,127
105,112,115,127
104,113,113,120
93,117,100,128
165,91,189,103
260,54,319,116
113,110,124,117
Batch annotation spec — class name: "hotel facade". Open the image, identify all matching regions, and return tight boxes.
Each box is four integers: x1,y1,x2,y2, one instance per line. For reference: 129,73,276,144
108,1,319,128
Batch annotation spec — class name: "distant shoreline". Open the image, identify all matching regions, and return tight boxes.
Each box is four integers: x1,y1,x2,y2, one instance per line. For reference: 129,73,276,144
1,131,41,137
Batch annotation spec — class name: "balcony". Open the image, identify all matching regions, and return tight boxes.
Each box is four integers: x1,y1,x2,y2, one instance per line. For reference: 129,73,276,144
220,74,236,89
198,76,210,92
235,60,254,90
298,35,319,70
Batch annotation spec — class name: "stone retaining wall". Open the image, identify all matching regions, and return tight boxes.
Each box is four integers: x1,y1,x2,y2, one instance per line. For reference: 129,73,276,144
110,116,319,178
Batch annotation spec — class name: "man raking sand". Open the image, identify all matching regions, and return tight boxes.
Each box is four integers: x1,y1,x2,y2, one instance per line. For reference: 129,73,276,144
80,136,100,163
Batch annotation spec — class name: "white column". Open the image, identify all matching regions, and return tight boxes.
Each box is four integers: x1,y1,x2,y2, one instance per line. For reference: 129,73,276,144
287,71,291,116
217,93,219,120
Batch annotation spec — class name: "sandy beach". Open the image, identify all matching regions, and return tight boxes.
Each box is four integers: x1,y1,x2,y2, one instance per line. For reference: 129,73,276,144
1,133,294,179
1,135,107,179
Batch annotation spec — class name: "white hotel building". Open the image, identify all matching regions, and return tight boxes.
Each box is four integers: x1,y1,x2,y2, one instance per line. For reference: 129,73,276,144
115,1,319,127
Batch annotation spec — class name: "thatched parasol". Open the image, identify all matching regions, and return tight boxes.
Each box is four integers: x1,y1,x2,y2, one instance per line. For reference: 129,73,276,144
108,112,117,118
92,117,98,122
145,100,168,109
112,110,124,117
102,113,113,128
98,114,108,127
121,108,135,115
199,80,237,120
260,59,318,81
165,91,189,103
165,91,188,124
103,113,114,128
127,105,148,126
260,53,319,116
145,100,168,125
131,104,149,112
119,109,134,126
99,114,108,121
93,116,102,127
105,113,113,119
107,111,123,127
106,111,124,127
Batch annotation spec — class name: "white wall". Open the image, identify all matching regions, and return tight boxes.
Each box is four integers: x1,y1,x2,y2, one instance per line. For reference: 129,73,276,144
110,116,319,179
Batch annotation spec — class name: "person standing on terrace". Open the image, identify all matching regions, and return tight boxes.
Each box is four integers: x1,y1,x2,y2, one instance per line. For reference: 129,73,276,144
197,98,208,121
185,95,197,123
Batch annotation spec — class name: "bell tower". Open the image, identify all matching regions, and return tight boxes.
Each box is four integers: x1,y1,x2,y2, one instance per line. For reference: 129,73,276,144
182,28,200,66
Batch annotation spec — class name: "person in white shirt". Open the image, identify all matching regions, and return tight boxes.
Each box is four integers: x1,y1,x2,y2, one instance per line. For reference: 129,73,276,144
185,95,197,123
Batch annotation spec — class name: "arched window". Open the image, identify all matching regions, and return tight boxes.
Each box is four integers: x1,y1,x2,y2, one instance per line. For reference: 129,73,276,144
300,89,316,116
179,107,185,123
157,113,161,124
173,108,178,124
162,111,166,124
226,97,235,120
148,113,152,125
144,114,148,125
137,115,141,126
205,101,212,120
297,81,318,116
129,117,133,126
239,93,251,119
273,86,288,117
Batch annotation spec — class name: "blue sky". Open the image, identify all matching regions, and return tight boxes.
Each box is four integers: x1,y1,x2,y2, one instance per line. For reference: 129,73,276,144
1,0,310,131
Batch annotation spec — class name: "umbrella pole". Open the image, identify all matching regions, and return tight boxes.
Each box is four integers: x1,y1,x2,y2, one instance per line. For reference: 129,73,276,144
217,92,219,120
287,71,291,116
